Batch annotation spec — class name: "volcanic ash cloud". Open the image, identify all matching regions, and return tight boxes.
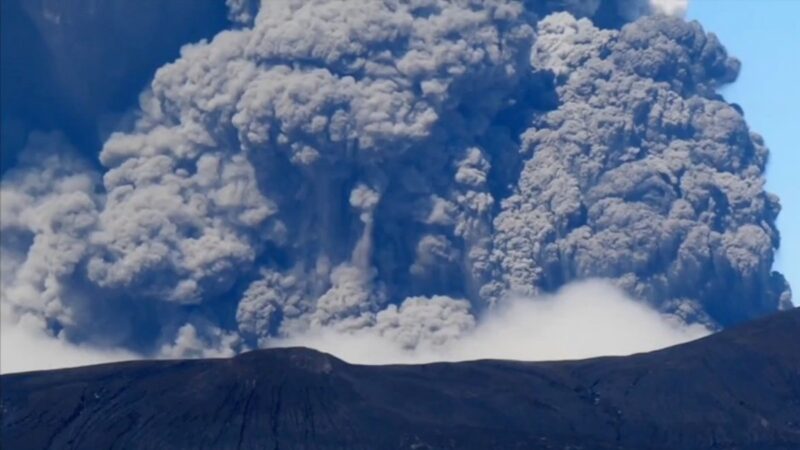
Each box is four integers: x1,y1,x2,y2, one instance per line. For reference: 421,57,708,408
0,0,790,366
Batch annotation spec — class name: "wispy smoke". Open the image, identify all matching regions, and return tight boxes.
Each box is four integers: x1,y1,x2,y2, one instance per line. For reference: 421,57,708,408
0,0,790,369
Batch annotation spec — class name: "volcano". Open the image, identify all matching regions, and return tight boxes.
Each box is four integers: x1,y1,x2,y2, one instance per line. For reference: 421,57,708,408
2,308,799,450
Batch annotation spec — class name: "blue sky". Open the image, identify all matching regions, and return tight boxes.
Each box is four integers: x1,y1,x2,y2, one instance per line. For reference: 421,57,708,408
688,1,799,304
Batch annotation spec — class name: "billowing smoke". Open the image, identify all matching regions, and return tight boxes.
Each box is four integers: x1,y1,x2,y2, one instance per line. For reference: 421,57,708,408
2,280,707,373
0,0,791,369
490,12,790,326
278,280,710,364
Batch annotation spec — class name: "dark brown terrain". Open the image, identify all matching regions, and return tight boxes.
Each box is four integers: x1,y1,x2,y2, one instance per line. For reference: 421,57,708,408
2,308,799,450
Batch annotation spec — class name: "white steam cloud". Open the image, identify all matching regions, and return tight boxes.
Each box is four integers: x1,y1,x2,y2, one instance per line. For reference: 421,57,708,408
275,280,709,364
0,313,137,374
1,280,707,373
649,0,689,17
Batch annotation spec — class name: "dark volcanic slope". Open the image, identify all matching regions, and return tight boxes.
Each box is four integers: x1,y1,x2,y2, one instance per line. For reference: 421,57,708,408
2,309,799,450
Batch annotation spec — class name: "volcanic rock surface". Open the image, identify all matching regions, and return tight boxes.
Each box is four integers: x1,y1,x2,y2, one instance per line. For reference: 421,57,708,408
2,308,799,449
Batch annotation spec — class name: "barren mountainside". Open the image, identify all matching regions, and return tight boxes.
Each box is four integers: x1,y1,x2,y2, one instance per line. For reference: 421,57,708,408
2,308,799,450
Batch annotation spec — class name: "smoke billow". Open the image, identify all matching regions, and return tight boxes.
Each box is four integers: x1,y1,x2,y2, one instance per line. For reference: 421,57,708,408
1,280,707,373
277,280,709,365
0,0,790,371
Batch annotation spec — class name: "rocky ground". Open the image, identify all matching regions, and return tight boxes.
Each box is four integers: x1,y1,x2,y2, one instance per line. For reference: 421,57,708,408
2,308,799,450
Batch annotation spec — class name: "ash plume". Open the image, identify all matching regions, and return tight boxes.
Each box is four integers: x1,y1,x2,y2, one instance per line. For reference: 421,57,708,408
489,12,790,326
0,0,790,364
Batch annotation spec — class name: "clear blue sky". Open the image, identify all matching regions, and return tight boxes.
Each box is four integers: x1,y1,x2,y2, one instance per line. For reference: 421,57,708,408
688,0,799,305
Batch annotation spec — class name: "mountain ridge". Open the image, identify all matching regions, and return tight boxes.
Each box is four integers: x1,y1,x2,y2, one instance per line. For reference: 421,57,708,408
2,308,799,449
